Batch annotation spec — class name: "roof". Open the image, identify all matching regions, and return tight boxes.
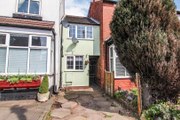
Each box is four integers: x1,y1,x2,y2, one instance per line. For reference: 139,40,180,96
103,0,117,3
0,16,55,30
64,15,100,25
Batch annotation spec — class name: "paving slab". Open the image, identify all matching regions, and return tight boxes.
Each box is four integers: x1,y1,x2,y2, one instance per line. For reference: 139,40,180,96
56,97,68,104
61,101,78,109
0,98,53,120
51,108,71,119
50,86,136,120
70,116,87,120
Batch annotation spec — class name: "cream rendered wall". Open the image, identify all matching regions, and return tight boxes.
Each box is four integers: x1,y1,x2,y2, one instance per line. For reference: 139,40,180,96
62,25,100,87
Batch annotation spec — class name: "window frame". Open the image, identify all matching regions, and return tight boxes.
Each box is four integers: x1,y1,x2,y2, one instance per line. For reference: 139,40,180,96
16,0,41,16
0,33,50,75
109,45,131,78
65,55,84,71
68,24,93,40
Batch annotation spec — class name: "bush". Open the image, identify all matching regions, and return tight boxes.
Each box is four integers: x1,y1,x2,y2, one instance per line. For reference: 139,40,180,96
39,75,49,94
114,88,138,108
142,102,180,120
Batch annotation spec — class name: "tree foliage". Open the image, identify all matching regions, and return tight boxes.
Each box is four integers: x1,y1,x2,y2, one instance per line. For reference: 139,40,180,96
110,0,180,104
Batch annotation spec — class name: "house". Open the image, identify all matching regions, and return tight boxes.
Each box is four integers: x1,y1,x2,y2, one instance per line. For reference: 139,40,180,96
0,0,65,93
61,15,100,88
88,0,135,91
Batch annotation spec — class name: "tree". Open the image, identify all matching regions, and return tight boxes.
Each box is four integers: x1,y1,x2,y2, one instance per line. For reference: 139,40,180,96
110,0,180,107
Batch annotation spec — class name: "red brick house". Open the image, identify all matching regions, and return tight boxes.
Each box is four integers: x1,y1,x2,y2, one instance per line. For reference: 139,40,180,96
88,0,135,91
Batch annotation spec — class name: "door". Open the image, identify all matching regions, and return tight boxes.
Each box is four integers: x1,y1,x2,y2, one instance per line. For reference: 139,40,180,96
89,56,99,85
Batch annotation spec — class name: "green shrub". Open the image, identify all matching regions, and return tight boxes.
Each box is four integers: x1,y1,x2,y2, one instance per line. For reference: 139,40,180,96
142,102,180,120
39,75,49,94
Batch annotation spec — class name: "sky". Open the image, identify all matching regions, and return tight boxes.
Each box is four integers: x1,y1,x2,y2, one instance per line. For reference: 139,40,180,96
65,0,180,17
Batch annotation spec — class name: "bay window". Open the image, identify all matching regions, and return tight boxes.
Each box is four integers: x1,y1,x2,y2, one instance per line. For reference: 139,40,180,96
69,24,93,39
18,0,40,15
109,45,130,78
0,48,6,73
66,56,83,70
0,33,50,74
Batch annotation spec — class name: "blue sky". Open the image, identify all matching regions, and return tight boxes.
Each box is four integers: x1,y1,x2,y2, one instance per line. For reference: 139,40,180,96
65,0,180,16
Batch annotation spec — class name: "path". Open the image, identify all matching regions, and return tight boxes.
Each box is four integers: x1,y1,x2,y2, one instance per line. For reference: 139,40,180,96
0,98,53,120
51,86,136,120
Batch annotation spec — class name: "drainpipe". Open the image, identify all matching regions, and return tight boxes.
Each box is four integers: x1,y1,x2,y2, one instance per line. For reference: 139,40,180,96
52,29,58,93
60,19,70,89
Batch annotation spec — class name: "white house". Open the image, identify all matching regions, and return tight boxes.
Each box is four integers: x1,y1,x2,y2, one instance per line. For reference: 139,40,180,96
0,0,65,92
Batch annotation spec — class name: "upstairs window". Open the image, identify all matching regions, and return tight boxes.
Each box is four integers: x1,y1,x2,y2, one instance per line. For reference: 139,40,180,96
69,25,76,38
69,25,93,39
77,26,85,38
18,0,40,15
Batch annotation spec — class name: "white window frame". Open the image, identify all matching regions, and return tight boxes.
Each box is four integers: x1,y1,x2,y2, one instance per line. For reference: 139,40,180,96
16,0,41,16
109,46,114,72
0,32,50,75
65,55,84,71
68,24,93,40
109,45,131,78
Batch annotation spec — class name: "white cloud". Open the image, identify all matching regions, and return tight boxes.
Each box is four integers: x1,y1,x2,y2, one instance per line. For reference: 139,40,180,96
65,0,90,16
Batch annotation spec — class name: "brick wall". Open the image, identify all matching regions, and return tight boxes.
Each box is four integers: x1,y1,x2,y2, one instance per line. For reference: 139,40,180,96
89,0,115,88
114,79,136,91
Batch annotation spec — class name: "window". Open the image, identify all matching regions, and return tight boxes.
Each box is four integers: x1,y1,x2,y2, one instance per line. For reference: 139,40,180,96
0,34,6,45
66,56,83,70
0,33,49,74
18,0,40,15
10,34,29,46
77,26,85,38
32,36,47,46
29,49,47,73
0,48,6,73
109,45,130,78
75,56,83,70
86,26,93,38
69,25,76,38
67,56,74,69
8,48,28,73
109,47,114,72
69,25,93,39
0,34,7,73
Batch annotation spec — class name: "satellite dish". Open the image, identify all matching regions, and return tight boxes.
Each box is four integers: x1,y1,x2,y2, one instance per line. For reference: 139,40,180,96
72,36,79,44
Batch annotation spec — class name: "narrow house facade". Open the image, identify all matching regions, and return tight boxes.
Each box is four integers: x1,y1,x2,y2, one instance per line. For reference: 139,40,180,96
61,16,100,88
88,0,135,91
0,0,65,92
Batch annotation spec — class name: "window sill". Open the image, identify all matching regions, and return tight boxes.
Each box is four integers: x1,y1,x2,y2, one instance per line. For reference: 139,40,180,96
64,70,84,72
114,76,132,79
13,13,42,21
67,38,94,41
